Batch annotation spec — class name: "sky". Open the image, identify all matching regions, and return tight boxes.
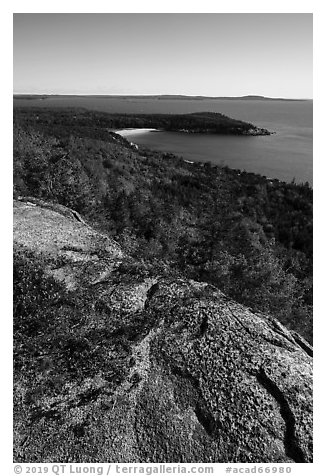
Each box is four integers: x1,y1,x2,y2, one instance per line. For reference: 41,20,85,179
13,13,312,98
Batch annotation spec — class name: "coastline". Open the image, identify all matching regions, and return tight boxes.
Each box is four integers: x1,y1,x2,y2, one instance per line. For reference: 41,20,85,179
112,128,312,186
114,128,158,137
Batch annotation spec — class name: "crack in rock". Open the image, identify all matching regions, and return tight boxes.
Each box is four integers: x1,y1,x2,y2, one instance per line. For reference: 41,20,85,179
194,402,222,438
144,281,161,309
225,303,300,353
169,364,221,439
199,314,209,337
290,331,313,358
256,367,306,463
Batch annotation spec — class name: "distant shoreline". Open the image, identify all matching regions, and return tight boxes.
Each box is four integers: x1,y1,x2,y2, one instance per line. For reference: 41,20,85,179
13,94,311,102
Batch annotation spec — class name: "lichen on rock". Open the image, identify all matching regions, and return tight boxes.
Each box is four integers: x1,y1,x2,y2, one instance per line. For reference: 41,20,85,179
13,198,313,463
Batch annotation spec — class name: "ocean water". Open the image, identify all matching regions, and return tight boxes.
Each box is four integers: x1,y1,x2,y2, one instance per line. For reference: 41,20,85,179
14,97,313,184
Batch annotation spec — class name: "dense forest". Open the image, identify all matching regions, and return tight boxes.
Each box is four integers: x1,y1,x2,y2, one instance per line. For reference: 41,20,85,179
14,107,271,136
13,107,313,343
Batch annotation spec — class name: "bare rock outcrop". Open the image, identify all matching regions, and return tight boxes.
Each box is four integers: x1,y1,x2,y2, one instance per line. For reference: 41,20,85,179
13,199,313,463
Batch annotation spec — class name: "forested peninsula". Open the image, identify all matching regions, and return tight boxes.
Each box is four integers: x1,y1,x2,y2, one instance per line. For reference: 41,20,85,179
14,107,271,136
13,107,313,462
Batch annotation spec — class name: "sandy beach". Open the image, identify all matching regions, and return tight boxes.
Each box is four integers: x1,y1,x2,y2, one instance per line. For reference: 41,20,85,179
114,128,157,137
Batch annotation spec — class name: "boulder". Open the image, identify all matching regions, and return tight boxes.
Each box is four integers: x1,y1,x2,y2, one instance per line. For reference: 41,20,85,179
13,198,313,463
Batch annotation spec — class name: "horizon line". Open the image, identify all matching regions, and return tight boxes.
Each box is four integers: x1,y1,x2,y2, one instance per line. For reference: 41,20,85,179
13,93,313,101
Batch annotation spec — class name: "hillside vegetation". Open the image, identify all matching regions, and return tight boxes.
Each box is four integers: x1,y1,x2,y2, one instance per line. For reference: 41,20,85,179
13,107,312,343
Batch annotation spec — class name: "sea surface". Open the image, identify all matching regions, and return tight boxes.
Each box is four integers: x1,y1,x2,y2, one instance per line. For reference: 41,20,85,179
14,96,313,185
